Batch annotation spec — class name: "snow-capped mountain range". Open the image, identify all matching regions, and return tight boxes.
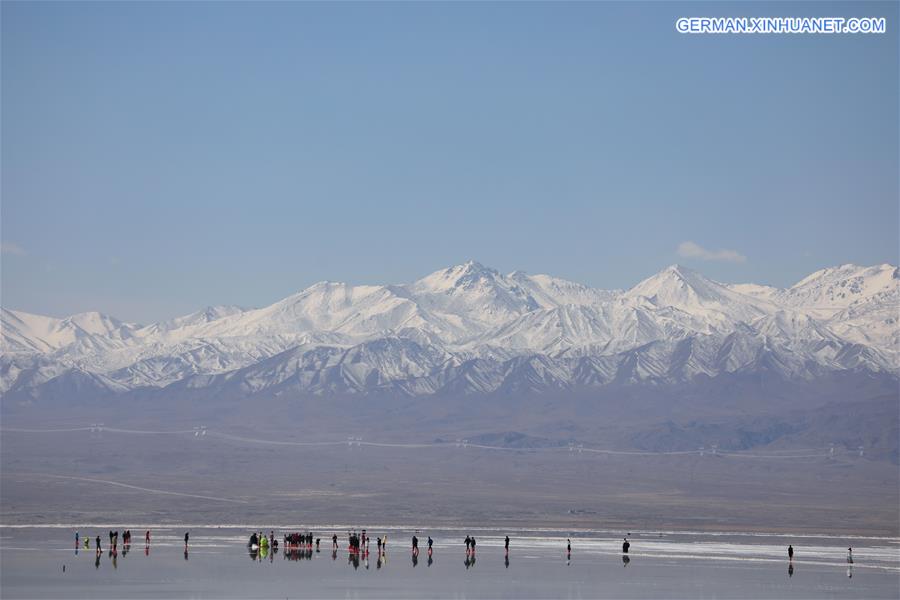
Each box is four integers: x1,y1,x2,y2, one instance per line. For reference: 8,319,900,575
2,262,897,400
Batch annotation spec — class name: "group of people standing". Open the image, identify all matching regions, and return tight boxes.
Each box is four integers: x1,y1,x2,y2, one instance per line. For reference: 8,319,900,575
248,531,277,552
345,530,391,555
347,531,364,553
75,528,643,560
106,530,126,550
73,528,162,571
244,530,643,560
410,534,433,556
76,529,152,554
282,532,316,550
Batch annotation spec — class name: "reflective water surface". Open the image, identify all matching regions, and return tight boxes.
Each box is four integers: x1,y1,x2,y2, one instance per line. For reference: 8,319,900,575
1,526,898,598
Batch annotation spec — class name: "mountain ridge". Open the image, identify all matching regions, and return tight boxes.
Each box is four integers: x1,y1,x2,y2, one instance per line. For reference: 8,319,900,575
2,262,897,400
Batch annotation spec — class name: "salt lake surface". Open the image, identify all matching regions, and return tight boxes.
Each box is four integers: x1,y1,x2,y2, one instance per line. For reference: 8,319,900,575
1,526,898,598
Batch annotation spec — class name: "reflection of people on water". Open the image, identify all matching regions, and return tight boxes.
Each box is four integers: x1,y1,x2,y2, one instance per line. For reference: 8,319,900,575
95,553,101,569
622,555,631,567
847,565,853,578
428,554,433,568
348,551,360,570
505,554,509,569
412,552,418,567
788,563,794,577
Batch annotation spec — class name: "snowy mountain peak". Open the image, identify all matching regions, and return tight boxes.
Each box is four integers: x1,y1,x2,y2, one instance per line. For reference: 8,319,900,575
791,263,897,293
777,263,899,318
62,311,132,330
145,305,247,334
625,264,776,325
416,260,501,292
661,263,692,276
629,264,726,303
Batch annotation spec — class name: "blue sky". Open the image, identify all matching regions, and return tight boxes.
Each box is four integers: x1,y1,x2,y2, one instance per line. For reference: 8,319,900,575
2,1,897,323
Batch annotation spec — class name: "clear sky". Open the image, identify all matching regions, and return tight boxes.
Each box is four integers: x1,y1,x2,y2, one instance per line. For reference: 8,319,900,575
2,1,898,323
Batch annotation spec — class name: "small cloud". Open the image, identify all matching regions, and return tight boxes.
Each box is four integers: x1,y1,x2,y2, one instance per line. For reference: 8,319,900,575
1,241,26,256
677,241,746,263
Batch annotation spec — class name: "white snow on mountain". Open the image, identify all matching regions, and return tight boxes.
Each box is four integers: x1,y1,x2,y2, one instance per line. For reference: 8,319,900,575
626,265,776,324
1,309,140,354
730,264,898,318
141,305,248,335
1,262,897,399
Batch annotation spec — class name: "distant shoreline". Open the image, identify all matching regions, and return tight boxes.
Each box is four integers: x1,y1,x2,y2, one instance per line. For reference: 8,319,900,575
1,523,897,540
